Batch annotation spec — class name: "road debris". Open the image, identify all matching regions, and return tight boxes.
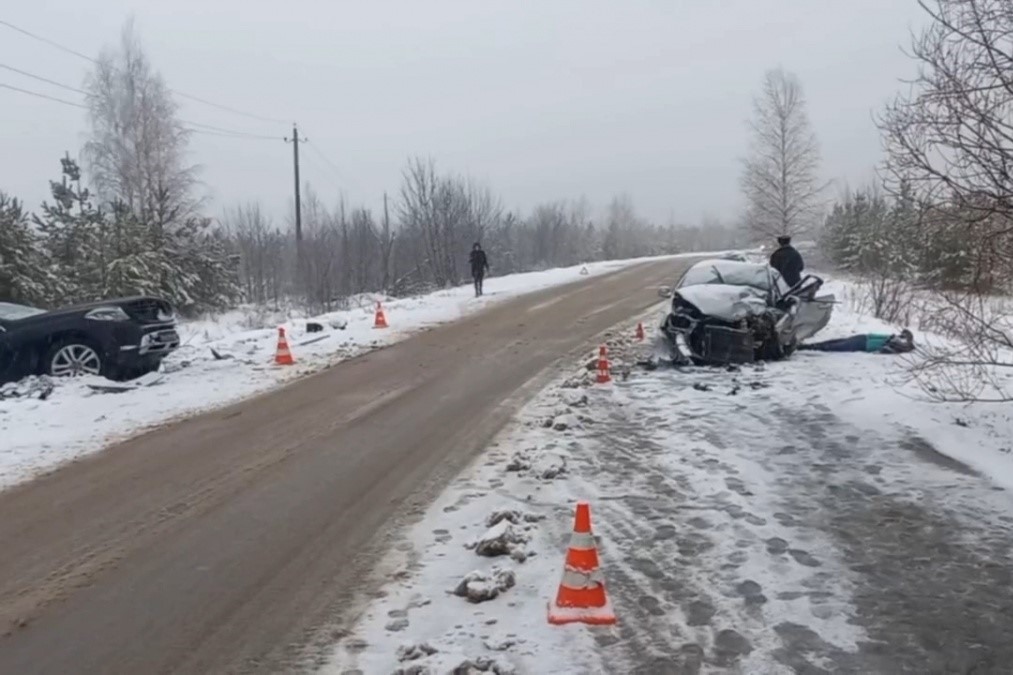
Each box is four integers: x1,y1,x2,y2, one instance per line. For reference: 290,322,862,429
452,568,516,603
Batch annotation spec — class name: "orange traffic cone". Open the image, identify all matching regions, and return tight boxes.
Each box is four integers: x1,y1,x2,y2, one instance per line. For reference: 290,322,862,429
373,302,389,329
596,345,611,384
635,322,645,341
548,502,616,626
275,326,295,365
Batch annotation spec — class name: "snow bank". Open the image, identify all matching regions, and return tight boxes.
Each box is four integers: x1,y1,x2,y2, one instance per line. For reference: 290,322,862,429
813,276,1013,491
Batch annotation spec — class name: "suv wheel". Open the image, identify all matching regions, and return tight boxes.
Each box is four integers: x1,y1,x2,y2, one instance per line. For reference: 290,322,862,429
46,341,103,378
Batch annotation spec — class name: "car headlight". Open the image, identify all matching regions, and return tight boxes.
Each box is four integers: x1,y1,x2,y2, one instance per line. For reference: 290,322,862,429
85,306,130,321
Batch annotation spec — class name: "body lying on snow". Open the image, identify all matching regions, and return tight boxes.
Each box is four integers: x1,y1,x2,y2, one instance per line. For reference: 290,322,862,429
799,330,915,355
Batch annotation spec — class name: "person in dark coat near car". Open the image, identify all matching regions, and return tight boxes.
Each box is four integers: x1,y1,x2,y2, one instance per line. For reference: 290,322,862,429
769,235,805,287
469,243,490,297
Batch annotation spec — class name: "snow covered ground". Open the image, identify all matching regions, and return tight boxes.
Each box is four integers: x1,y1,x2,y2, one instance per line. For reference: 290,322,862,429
0,255,707,492
324,273,1013,674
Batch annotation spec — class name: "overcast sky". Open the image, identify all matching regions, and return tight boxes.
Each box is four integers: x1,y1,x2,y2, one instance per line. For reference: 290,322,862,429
2,0,926,227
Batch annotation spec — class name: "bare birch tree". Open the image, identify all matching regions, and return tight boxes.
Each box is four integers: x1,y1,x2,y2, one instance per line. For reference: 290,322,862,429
878,0,1013,285
741,69,827,239
84,19,200,229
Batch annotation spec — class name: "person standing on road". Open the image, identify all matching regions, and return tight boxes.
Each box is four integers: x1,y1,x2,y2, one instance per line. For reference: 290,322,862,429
469,242,490,297
769,235,805,287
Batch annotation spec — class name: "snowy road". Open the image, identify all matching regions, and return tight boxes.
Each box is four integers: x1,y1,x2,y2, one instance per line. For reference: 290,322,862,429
569,366,1013,673
0,259,687,675
329,295,1013,674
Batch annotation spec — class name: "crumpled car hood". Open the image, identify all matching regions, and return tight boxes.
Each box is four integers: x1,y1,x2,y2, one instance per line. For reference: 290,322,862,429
677,284,769,322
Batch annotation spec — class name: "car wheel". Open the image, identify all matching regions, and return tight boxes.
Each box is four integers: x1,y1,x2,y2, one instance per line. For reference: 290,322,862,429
46,340,104,378
758,336,785,361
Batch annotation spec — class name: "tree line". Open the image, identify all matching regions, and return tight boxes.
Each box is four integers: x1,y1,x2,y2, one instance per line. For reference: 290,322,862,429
0,23,750,317
741,0,1013,402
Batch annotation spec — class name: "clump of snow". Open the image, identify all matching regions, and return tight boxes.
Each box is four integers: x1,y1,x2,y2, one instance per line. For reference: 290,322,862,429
467,521,530,562
559,374,591,389
0,376,54,401
503,451,531,472
450,656,515,674
392,665,432,675
559,390,588,408
532,453,567,480
452,567,516,603
503,444,568,479
550,413,580,432
485,509,543,527
482,636,519,652
397,642,439,662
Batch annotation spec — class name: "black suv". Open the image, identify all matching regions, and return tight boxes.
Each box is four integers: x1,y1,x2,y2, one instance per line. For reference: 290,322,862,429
0,296,180,384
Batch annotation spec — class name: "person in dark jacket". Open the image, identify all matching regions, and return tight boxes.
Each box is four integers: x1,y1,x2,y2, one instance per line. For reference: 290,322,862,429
769,235,805,287
469,243,490,297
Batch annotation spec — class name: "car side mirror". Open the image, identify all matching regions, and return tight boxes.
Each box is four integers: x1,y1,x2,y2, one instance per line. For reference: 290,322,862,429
657,286,672,299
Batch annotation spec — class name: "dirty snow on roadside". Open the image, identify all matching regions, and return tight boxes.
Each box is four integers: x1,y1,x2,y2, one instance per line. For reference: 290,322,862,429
324,277,1013,675
0,255,708,491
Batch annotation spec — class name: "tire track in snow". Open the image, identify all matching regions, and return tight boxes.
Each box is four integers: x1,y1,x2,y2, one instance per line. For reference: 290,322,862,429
567,367,871,674
570,357,1013,674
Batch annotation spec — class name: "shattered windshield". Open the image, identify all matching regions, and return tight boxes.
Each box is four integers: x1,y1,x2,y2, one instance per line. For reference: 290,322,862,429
678,260,786,294
0,302,46,320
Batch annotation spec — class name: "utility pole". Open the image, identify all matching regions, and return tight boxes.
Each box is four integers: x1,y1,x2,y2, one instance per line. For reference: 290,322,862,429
285,124,308,278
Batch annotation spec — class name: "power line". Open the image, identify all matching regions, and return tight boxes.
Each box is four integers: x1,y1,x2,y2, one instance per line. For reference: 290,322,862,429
0,78,279,141
305,139,365,194
187,126,279,141
0,19,97,64
305,139,368,198
173,92,288,125
0,63,86,94
301,149,347,195
0,81,86,109
305,140,348,181
1,62,281,139
0,17,289,126
182,120,281,140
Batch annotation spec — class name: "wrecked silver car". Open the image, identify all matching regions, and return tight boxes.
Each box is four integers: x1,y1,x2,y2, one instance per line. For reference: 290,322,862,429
659,259,835,365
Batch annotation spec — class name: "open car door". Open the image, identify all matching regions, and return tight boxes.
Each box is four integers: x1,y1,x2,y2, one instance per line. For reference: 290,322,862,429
793,293,835,341
777,275,835,343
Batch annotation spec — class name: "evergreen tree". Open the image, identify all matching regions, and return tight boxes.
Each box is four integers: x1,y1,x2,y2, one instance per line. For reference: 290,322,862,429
33,155,105,303
0,194,56,306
